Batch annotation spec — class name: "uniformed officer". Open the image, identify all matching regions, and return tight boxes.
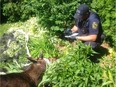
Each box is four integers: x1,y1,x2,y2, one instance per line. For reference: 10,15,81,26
71,4,105,49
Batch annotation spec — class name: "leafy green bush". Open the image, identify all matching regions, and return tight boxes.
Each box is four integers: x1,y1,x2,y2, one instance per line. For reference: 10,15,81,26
91,0,116,47
37,0,79,32
39,42,103,87
2,0,38,22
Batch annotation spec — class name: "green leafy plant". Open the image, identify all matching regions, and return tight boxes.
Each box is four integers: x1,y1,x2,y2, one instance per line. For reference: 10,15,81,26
37,0,79,33
39,42,103,87
28,34,59,58
1,0,38,22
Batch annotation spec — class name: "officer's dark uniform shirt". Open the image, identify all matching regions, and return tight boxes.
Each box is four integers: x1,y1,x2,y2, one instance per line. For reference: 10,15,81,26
74,12,103,43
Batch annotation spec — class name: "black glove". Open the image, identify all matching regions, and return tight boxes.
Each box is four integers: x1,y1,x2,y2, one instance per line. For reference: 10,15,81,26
65,33,79,40
64,28,72,36
69,36,77,40
64,28,79,41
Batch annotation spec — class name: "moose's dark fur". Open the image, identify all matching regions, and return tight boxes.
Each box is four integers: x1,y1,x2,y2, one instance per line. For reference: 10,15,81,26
0,56,46,87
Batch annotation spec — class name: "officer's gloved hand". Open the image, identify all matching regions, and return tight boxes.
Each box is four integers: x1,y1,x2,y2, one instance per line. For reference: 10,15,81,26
64,28,79,41
64,28,72,36
65,33,79,40
65,35,77,40
69,36,77,40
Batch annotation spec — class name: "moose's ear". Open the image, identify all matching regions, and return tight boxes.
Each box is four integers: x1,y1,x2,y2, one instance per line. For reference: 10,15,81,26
39,51,43,59
27,57,37,63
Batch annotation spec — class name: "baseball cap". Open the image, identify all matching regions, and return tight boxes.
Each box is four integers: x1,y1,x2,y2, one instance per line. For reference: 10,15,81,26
74,4,90,19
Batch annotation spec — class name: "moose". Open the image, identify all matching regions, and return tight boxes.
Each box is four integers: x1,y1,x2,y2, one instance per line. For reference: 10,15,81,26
0,53,47,87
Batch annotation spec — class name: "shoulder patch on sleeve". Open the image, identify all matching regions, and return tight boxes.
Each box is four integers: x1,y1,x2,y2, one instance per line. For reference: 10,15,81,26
92,22,98,29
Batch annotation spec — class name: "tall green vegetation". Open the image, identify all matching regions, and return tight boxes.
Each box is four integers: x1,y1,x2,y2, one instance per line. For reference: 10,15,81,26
39,42,101,87
38,42,116,87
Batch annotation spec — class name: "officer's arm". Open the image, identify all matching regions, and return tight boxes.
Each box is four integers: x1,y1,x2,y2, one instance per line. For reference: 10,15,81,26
71,25,78,32
76,34,97,41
